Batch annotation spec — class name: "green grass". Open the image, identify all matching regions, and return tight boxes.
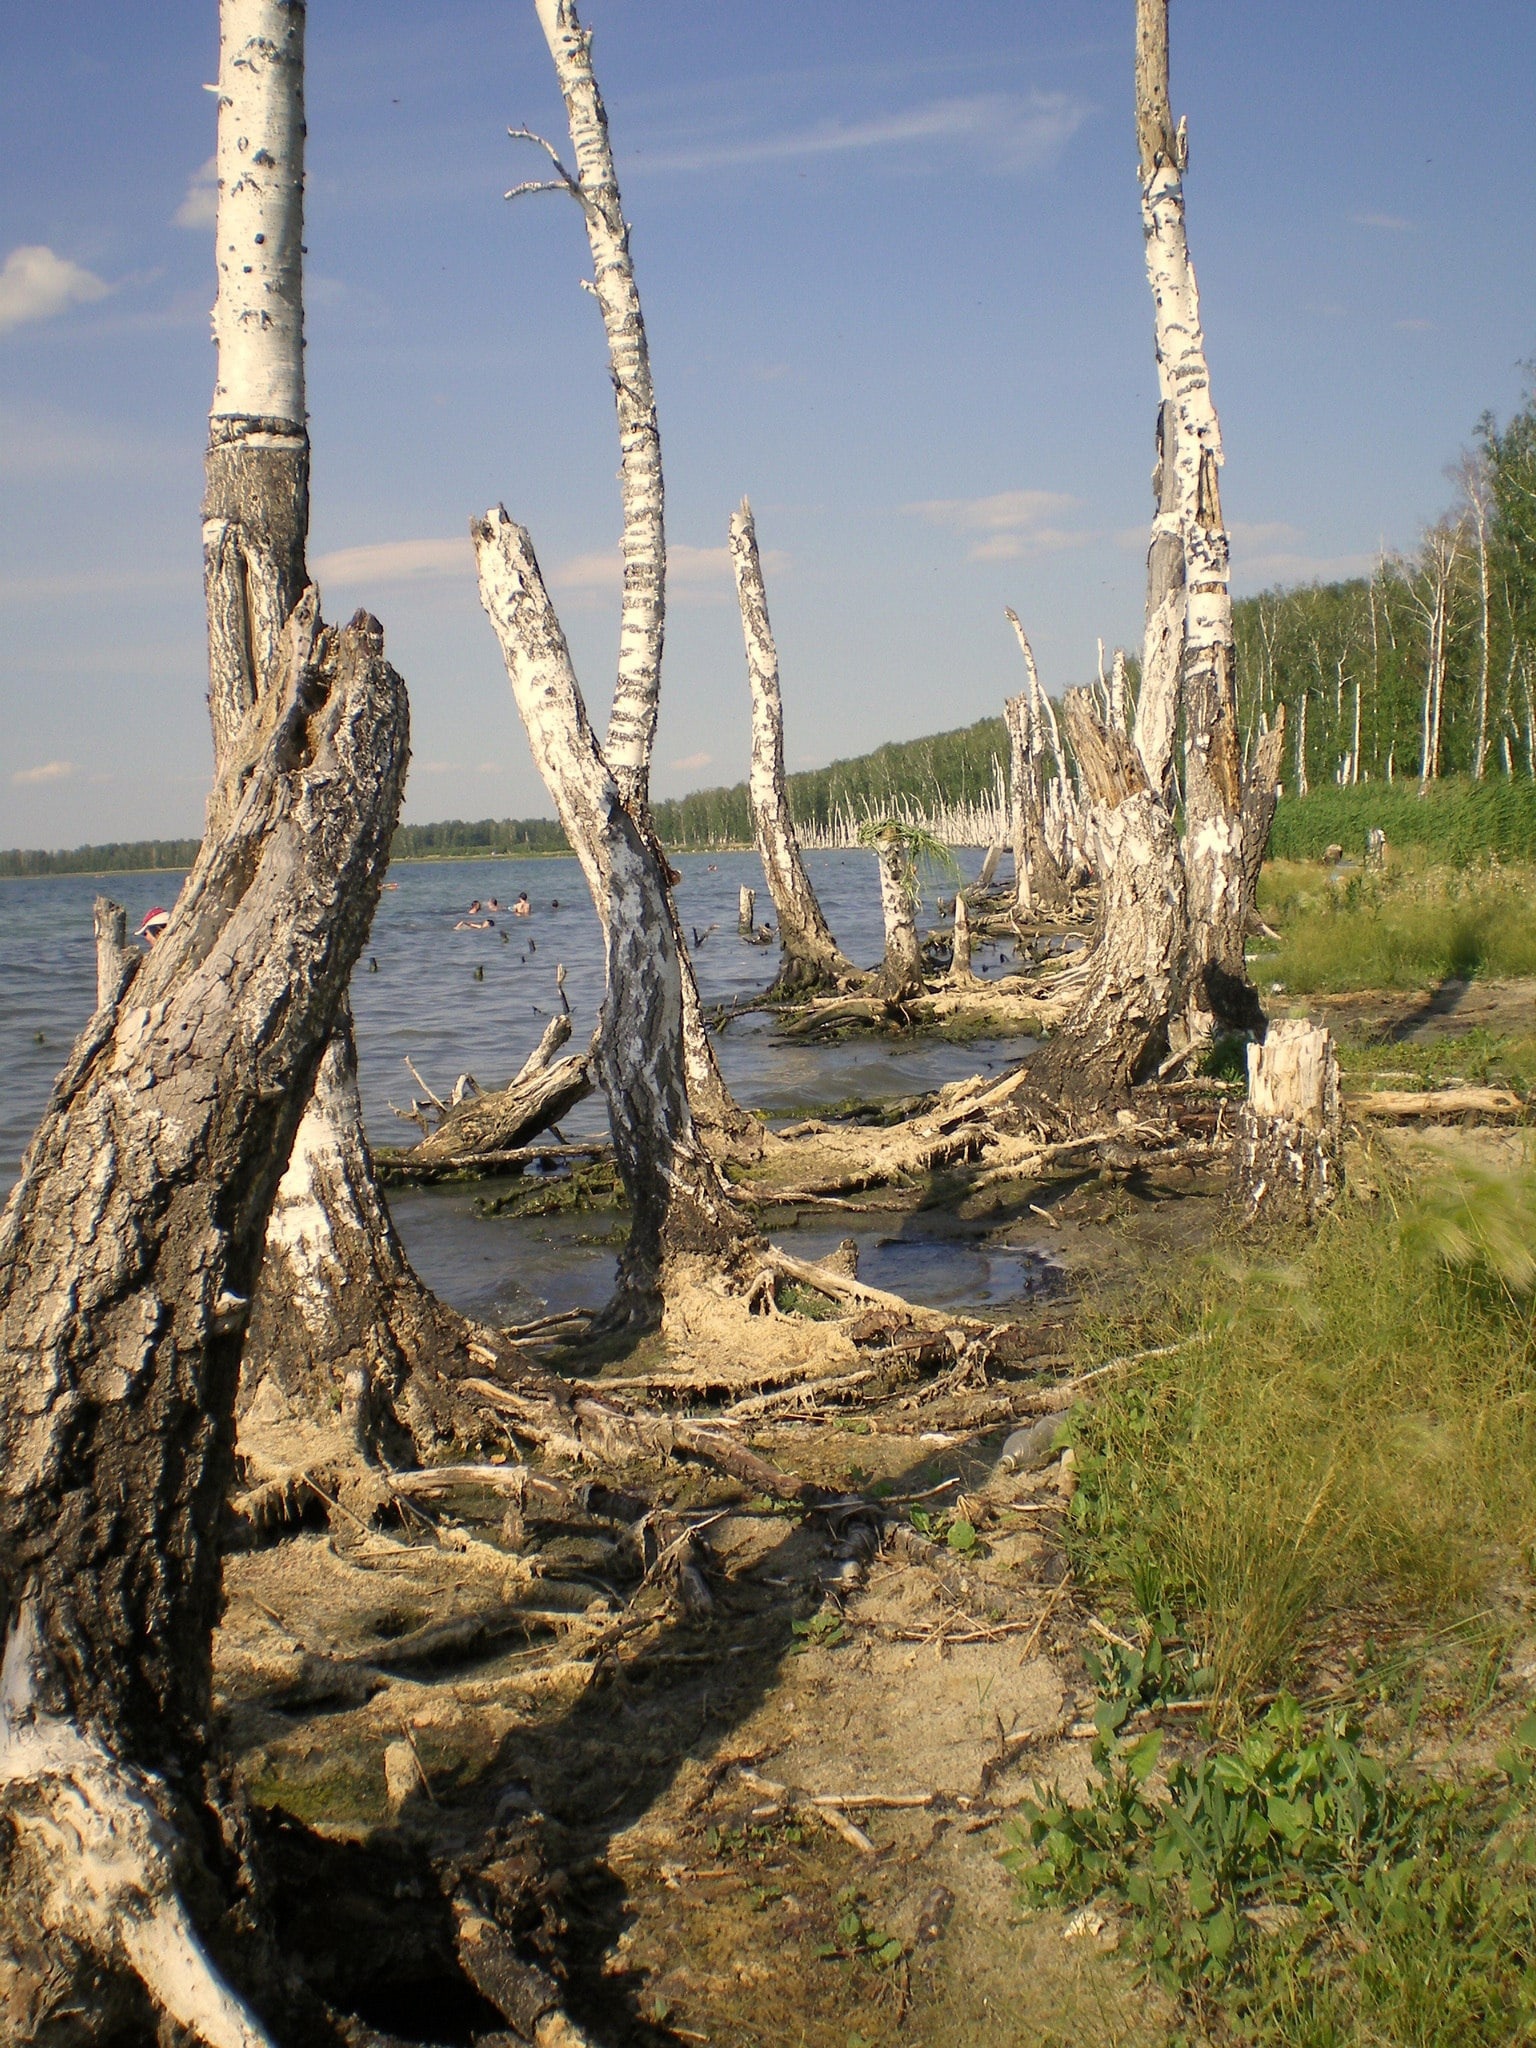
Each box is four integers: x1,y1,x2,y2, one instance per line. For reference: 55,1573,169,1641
1267,779,1536,864
1336,1030,1536,1097
1065,1156,1536,1714
1254,858,1536,992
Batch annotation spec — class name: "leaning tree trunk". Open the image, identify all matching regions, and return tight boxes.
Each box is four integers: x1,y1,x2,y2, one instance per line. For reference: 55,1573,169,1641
1028,689,1186,1105
204,0,487,1477
474,506,751,1325
1136,0,1254,1037
1004,611,1071,916
0,610,406,2048
730,497,852,991
520,0,750,1145
1239,705,1287,929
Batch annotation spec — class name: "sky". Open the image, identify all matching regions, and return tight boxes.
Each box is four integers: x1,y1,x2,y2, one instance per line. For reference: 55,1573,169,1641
3,2,1534,849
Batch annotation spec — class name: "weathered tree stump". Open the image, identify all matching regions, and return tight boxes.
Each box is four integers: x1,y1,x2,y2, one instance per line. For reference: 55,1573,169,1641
1230,1018,1342,1221
872,826,926,1001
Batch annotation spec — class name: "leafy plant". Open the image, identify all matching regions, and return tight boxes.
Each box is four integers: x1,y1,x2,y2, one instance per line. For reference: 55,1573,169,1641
815,1888,906,1969
1085,1609,1213,1735
1006,1698,1536,2037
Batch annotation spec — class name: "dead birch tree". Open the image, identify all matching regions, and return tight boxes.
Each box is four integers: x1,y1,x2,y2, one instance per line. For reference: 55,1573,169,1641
475,509,750,1323
1003,611,1071,917
1136,0,1256,1036
512,0,753,1146
1028,690,1186,1103
0,610,408,2047
729,497,853,990
204,0,501,1485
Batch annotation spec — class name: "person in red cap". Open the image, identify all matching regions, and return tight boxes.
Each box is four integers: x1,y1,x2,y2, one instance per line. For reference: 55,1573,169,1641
136,907,170,948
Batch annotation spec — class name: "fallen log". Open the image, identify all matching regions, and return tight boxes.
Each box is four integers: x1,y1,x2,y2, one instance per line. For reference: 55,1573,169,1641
406,1015,595,1167
1347,1085,1527,1122
377,1138,613,1183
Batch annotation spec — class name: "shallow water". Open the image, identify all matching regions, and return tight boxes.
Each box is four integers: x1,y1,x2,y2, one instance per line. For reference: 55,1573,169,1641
0,849,1034,1315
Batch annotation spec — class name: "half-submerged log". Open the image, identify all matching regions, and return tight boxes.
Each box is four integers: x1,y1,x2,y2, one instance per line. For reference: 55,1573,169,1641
408,1014,594,1168
1028,689,1185,1103
1230,1019,1342,1221
475,507,751,1324
730,496,853,991
0,609,406,2047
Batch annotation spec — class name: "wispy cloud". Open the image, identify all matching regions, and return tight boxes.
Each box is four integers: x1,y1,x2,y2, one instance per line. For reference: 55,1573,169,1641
13,759,75,786
313,536,471,584
641,90,1088,177
314,535,784,608
0,245,111,336
671,750,712,773
1350,211,1412,232
174,158,218,231
1231,521,1375,588
906,488,1089,561
1395,317,1433,332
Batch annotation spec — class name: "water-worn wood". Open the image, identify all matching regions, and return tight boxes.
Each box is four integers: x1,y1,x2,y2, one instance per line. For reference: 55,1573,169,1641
408,1016,593,1167
0,611,406,2047
1028,690,1186,1102
730,497,852,991
1004,613,1070,917
1230,1018,1341,1221
474,506,750,1321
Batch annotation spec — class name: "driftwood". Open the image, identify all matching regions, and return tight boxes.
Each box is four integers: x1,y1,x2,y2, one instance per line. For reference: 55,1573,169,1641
1231,1019,1342,1221
1348,1085,1527,1123
378,1138,613,1184
408,1015,594,1167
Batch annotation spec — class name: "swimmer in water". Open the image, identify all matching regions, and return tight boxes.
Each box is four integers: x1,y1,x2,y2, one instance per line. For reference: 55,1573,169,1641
513,892,532,917
454,917,493,931
484,898,501,911
136,907,170,948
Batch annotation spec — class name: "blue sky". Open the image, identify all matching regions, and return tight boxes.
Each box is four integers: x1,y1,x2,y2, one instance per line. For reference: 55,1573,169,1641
3,2,1534,847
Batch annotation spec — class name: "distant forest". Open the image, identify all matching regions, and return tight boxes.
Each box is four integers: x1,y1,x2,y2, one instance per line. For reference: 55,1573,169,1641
8,383,1535,879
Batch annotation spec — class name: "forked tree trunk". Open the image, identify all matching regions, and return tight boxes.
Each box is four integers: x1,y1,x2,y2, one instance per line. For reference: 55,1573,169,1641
205,0,489,1471
1004,611,1071,916
1136,0,1253,1036
0,612,406,2048
1028,690,1186,1104
730,497,853,991
872,828,926,1001
474,507,750,1322
1230,1019,1342,1222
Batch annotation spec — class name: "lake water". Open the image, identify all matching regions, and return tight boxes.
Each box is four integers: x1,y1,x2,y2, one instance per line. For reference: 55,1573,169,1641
0,850,1037,1318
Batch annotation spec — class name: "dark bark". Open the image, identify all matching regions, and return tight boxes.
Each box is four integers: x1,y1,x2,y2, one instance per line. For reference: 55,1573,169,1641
0,609,406,2039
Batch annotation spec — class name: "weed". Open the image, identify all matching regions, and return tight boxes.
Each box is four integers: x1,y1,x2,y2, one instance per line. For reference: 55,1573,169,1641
816,1888,906,1969
1254,857,1536,990
1006,1700,1536,2043
1064,1159,1536,1715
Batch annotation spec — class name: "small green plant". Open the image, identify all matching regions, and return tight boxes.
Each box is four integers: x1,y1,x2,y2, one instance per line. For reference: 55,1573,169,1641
1006,1699,1536,2037
816,1888,906,1969
791,1608,850,1653
1084,1609,1213,1734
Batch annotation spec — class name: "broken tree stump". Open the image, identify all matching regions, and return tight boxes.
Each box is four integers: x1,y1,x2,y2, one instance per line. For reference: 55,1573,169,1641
408,1015,594,1168
1230,1018,1342,1222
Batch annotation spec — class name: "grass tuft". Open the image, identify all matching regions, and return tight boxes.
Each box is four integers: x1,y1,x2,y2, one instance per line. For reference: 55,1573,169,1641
1254,859,1536,992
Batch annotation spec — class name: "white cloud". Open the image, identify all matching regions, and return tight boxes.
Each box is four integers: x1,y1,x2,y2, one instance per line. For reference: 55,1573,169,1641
1350,211,1412,232
12,760,75,786
672,751,713,773
313,537,472,584
0,245,111,336
174,158,218,231
643,91,1089,177
1396,317,1433,332
907,488,1089,561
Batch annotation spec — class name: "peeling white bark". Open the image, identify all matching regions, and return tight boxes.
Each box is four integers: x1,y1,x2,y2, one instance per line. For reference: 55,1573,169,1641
872,828,925,1001
529,0,663,806
1003,611,1070,915
210,0,305,425
731,498,850,989
473,506,743,1310
1136,0,1249,1031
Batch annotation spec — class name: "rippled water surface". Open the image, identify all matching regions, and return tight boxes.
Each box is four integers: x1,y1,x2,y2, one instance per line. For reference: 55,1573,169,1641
1,850,1036,1314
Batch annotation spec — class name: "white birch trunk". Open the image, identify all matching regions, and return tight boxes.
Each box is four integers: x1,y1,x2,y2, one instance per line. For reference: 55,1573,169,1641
473,507,745,1317
871,829,925,1001
949,890,975,986
1136,0,1250,1033
730,498,851,990
1231,1019,1342,1221
1004,610,1070,914
530,0,663,807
